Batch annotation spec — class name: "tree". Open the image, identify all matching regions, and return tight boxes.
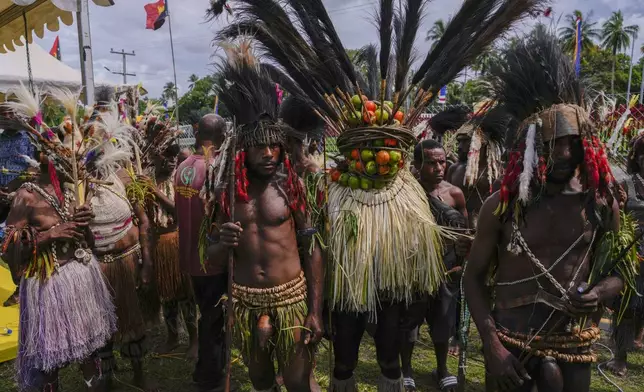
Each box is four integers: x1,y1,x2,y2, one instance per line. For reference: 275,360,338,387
177,74,229,124
558,10,600,55
162,81,177,102
601,10,639,95
582,46,641,104
471,47,500,77
426,19,447,49
188,74,199,90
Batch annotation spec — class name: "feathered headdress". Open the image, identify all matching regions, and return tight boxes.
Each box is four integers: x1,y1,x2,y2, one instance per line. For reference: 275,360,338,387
210,0,545,176
214,41,305,217
460,104,509,190
428,106,470,138
490,29,613,218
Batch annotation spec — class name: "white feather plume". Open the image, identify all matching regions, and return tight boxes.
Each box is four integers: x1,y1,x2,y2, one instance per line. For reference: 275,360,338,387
86,108,135,178
20,154,40,168
47,86,81,121
3,82,42,120
518,123,537,203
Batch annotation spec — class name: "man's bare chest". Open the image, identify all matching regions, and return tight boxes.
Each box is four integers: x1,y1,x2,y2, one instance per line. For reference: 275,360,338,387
237,188,291,227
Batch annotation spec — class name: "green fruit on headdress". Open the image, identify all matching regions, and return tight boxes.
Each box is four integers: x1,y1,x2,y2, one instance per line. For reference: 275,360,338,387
339,173,349,186
351,95,362,109
374,179,386,189
365,161,377,175
389,150,401,163
361,149,375,162
373,139,385,147
388,164,399,177
374,109,389,124
383,101,393,109
348,111,362,126
360,177,373,190
348,175,360,190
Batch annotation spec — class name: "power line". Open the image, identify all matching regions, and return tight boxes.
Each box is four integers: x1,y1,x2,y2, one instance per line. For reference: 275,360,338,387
107,48,136,84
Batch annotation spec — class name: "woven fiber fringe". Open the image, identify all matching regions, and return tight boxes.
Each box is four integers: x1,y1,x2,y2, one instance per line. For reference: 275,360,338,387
328,376,358,392
155,231,193,301
377,375,404,392
328,169,446,313
234,295,308,365
100,252,160,343
17,257,116,390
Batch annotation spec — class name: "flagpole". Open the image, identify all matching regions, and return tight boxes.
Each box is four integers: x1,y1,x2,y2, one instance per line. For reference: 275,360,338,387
165,0,180,123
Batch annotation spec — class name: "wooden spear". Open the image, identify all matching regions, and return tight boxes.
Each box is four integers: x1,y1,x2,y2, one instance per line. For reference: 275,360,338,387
224,121,238,392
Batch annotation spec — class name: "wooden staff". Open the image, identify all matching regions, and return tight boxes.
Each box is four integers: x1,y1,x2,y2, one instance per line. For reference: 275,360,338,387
224,122,238,392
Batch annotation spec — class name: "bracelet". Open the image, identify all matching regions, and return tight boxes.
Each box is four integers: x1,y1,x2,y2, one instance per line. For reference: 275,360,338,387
297,228,318,237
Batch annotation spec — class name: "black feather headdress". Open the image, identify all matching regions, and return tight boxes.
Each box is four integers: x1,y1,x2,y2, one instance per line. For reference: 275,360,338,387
215,43,283,149
209,0,546,133
490,29,612,217
279,95,324,143
428,106,469,137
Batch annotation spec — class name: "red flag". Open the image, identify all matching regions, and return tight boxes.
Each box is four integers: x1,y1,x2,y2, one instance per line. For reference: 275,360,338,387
543,7,553,18
145,0,167,31
49,36,61,60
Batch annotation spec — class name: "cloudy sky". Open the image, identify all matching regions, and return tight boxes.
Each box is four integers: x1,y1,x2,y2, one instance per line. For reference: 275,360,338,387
28,0,644,98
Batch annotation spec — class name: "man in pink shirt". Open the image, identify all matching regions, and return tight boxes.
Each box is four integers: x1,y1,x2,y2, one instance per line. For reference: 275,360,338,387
175,114,226,392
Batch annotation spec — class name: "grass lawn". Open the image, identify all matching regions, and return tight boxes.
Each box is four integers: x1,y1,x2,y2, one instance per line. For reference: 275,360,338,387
1,316,644,392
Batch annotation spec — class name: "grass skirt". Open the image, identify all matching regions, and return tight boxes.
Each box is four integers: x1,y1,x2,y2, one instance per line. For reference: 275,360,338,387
232,272,308,364
155,231,193,302
327,169,446,314
17,257,116,390
100,250,160,343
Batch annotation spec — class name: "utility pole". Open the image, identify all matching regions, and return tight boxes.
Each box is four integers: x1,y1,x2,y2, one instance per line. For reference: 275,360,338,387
108,49,136,84
77,0,95,106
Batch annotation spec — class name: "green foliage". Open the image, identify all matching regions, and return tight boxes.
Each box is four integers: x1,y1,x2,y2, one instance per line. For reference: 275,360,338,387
582,46,642,102
176,74,229,125
445,80,488,106
558,10,601,55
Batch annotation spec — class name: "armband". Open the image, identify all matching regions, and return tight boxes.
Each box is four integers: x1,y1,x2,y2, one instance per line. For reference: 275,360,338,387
297,228,318,237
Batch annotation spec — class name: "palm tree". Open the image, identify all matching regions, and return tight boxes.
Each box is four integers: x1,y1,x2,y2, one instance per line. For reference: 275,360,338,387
426,19,447,49
188,74,199,90
601,10,639,95
162,82,176,102
558,10,600,54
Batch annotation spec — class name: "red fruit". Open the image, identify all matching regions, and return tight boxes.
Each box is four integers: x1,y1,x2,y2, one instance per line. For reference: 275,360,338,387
351,149,360,160
331,170,341,182
355,161,364,172
365,101,377,112
363,111,376,124
398,159,405,169
384,138,398,147
394,111,404,122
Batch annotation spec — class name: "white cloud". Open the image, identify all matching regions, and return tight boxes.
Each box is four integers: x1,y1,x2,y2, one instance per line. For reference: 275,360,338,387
17,0,644,99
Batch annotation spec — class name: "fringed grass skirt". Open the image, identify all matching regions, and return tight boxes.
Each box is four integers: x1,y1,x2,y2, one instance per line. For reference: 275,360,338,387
99,247,160,343
17,257,116,390
233,272,308,364
155,231,193,302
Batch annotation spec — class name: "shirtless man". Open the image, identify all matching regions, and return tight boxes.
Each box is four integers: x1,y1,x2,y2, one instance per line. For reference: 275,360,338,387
207,52,324,389
465,33,624,392
3,155,115,392
208,126,324,391
401,139,468,391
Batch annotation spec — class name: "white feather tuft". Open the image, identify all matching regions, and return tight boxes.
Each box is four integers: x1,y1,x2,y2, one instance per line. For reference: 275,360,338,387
47,86,81,120
464,128,482,186
20,154,40,168
85,107,135,178
3,82,42,120
518,123,537,203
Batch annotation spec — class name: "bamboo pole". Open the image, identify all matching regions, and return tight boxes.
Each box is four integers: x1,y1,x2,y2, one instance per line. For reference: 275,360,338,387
224,120,238,392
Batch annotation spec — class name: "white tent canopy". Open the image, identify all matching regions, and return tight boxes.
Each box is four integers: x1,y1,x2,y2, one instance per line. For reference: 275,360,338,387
0,42,118,94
